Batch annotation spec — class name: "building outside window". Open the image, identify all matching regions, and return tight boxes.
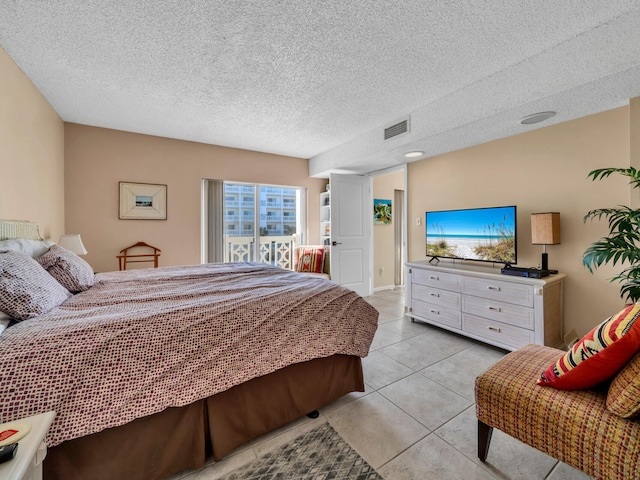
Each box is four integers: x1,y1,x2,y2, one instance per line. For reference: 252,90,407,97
223,184,300,238
218,183,306,268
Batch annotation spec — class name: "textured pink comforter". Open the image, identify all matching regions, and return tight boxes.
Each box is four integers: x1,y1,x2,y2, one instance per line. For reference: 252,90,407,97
0,263,378,446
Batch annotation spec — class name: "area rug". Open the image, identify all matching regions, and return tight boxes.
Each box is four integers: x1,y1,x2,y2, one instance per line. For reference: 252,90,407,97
225,422,383,479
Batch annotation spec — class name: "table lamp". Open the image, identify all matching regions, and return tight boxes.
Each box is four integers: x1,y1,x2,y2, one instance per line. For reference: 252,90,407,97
531,212,560,273
58,234,88,256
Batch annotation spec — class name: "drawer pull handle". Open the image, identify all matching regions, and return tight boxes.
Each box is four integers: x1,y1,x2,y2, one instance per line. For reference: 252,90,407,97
430,309,440,314
430,293,439,298
488,326,502,333
429,276,439,280
487,286,501,291
488,306,502,312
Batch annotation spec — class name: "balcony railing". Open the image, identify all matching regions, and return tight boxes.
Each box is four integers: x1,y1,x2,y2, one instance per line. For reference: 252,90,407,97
224,235,296,270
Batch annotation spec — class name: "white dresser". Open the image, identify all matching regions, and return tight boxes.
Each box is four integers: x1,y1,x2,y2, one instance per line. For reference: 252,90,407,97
406,260,565,351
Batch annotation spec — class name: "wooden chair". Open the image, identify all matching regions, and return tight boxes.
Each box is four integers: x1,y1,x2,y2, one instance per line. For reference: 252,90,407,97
117,242,161,271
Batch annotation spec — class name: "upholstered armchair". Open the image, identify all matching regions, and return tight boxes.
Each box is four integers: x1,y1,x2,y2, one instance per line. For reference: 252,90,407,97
475,344,640,479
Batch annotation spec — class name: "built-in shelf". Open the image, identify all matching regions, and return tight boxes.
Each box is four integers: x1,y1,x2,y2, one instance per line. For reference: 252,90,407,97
320,191,330,246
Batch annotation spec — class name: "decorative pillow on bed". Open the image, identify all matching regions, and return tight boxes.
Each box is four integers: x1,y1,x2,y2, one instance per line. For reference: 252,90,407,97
296,247,325,274
537,304,640,390
0,250,71,320
606,351,640,418
36,244,94,293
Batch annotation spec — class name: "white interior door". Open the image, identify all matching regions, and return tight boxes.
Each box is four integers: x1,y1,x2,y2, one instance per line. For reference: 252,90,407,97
329,173,371,297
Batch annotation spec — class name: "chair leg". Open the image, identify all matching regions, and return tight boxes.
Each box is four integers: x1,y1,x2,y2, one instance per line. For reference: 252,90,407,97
477,420,493,462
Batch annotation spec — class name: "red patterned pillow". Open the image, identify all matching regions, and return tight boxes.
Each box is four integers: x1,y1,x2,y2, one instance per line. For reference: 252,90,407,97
296,247,325,274
0,250,72,320
37,244,94,293
537,304,640,390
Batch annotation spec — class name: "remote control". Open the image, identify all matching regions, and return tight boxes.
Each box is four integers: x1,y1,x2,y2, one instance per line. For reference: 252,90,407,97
0,443,18,464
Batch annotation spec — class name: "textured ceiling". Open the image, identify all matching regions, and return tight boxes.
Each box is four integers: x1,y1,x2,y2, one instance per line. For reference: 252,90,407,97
1,1,640,177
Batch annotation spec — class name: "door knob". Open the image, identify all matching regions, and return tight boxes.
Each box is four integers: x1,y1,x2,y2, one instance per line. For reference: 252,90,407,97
331,241,342,246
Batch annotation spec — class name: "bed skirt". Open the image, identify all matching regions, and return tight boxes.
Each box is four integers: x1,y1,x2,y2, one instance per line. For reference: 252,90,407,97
43,354,364,480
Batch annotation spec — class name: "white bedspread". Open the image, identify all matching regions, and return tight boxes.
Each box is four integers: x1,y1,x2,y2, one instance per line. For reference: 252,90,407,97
0,263,378,446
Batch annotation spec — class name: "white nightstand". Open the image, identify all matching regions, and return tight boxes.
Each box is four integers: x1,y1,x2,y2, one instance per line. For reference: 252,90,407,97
0,412,55,480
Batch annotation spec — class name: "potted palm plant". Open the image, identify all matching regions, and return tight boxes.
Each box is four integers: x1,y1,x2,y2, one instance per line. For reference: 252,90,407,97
583,167,640,302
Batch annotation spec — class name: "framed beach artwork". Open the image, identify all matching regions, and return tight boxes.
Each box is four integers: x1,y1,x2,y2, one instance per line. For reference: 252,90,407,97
373,199,392,224
119,182,167,220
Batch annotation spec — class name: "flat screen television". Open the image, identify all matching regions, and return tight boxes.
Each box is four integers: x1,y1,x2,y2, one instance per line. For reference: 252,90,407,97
425,205,517,265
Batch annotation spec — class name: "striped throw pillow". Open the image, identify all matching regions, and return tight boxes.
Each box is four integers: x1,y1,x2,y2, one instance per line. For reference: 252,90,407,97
296,247,325,274
537,304,640,390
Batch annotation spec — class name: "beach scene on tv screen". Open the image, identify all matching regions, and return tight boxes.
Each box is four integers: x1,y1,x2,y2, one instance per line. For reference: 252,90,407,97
426,206,516,263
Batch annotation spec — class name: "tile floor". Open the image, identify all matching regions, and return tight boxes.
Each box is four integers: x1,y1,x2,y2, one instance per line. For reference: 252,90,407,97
172,288,592,480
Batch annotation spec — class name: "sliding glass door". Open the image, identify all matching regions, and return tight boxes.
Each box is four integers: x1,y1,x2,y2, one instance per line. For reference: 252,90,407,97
203,180,306,269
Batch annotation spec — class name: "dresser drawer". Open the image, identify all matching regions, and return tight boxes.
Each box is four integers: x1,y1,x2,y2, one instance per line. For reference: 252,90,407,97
411,268,460,292
412,299,461,329
462,295,534,330
412,284,461,309
462,276,533,307
462,314,534,350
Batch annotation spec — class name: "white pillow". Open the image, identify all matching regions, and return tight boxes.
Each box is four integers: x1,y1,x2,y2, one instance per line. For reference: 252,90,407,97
0,311,12,334
0,238,55,258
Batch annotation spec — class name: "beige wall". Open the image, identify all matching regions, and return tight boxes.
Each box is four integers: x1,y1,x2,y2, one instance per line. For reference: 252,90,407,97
0,47,65,240
64,124,326,273
408,107,632,338
631,97,640,209
373,171,404,289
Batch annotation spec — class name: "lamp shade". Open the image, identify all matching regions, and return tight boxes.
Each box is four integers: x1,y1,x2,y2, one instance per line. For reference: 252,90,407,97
58,234,88,255
531,213,561,245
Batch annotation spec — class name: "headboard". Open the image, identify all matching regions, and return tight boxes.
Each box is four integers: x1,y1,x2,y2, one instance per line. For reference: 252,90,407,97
0,220,43,241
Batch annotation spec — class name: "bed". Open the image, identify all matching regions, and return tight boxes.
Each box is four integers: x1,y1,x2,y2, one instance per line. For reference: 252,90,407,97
0,221,379,480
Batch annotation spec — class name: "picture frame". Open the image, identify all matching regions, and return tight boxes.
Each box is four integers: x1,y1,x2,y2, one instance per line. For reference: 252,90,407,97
373,199,392,224
119,182,167,220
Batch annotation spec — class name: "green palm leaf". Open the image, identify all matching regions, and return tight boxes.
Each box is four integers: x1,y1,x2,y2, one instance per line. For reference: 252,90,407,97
584,167,640,302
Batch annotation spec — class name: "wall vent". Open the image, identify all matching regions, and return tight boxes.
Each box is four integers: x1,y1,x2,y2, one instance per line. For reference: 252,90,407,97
384,118,409,140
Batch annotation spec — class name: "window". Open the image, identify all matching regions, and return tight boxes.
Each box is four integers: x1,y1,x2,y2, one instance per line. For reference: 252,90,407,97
204,181,306,269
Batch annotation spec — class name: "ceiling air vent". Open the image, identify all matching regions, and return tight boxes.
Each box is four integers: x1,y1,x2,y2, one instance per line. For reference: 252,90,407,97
384,118,409,140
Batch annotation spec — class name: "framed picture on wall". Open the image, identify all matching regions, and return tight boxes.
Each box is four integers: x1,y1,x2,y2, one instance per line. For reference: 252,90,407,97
119,182,167,220
373,199,392,224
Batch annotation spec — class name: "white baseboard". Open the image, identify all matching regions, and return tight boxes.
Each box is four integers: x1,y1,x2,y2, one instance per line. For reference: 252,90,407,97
373,285,396,293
